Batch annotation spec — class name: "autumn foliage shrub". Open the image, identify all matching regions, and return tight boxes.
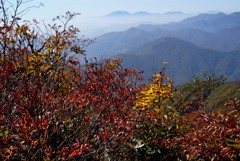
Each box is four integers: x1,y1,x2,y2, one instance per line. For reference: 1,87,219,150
131,67,181,160
0,3,143,159
0,58,143,160
131,69,239,160
163,97,240,160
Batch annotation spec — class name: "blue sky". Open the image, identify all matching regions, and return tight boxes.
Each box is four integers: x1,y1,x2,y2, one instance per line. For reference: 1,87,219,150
25,0,240,20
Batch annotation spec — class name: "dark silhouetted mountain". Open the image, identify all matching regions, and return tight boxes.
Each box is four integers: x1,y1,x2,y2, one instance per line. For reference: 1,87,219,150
121,37,240,85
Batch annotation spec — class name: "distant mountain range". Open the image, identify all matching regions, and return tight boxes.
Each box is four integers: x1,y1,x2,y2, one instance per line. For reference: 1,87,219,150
85,12,240,85
104,10,185,17
159,12,240,32
104,10,157,17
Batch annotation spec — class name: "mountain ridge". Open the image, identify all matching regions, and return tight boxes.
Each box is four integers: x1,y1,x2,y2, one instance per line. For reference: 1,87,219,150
159,12,240,32
121,37,240,85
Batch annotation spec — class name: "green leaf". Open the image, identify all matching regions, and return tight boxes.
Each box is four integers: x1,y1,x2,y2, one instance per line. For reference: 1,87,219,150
227,143,240,148
226,138,240,148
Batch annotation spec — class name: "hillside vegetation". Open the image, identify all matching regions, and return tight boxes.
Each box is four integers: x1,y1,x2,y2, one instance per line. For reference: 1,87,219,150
205,82,240,112
0,1,240,161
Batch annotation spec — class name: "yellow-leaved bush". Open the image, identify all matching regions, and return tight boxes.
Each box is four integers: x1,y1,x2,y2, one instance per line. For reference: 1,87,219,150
131,66,180,157
134,67,176,121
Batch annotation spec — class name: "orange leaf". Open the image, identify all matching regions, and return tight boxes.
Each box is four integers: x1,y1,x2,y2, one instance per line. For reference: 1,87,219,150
44,65,51,71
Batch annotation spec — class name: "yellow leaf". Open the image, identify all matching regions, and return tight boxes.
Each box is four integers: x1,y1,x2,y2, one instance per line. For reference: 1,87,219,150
163,114,168,119
176,124,179,129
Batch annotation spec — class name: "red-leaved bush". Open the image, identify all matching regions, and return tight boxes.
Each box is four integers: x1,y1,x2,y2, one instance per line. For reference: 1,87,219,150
162,97,240,161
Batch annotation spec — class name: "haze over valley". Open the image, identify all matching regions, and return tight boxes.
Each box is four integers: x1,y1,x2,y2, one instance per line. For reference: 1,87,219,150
73,10,192,38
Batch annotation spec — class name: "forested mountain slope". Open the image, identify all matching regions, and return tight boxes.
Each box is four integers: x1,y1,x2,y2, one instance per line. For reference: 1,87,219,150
121,37,240,85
